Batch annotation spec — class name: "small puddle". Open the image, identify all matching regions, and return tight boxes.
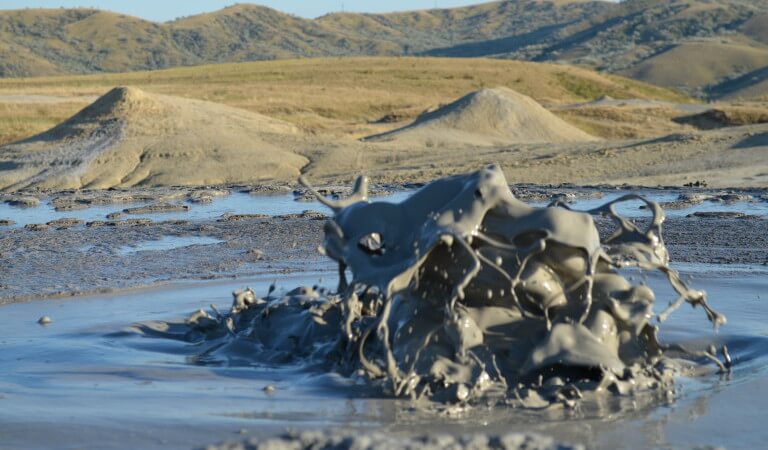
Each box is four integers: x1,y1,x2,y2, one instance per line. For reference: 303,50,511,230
117,236,223,255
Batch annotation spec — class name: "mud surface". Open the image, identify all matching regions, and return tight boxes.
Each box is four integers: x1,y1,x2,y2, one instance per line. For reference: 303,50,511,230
1,173,768,450
1,185,766,303
0,214,326,303
2,268,767,450
0,212,764,304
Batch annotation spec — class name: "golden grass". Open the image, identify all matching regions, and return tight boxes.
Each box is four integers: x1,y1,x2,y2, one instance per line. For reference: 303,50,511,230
554,105,690,139
620,41,768,90
0,57,690,145
0,102,82,146
708,106,768,125
675,105,768,129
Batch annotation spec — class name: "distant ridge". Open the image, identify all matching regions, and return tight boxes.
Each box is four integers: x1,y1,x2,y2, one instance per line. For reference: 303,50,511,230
3,1,768,99
364,87,597,146
0,87,307,191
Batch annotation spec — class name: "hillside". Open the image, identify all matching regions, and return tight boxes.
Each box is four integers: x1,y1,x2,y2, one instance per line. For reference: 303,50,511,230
0,57,689,147
0,2,605,77
619,41,768,95
3,1,768,99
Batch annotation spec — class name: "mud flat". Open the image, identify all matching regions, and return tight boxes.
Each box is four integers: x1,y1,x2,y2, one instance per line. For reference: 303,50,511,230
0,199,765,304
205,430,579,450
0,214,327,303
1,170,767,450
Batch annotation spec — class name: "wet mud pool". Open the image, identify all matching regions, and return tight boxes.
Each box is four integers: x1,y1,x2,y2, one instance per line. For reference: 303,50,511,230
2,269,767,449
1,177,767,449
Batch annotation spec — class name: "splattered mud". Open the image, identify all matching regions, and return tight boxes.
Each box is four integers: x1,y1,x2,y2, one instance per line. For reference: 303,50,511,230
1,170,767,449
133,166,732,409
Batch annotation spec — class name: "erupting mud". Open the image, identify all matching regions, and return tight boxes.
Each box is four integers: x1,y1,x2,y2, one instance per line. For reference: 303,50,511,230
136,165,729,409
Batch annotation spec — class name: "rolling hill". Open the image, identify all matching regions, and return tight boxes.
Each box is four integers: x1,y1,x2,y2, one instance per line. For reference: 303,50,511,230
3,1,768,98
0,57,691,147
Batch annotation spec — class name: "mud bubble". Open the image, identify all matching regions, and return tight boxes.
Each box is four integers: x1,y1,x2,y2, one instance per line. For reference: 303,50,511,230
137,165,729,409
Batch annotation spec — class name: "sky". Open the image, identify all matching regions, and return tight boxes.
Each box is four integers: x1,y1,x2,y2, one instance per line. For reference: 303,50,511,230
0,1,493,21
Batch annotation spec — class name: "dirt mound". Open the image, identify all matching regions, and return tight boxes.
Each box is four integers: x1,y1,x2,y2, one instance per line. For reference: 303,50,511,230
364,87,597,146
0,87,307,191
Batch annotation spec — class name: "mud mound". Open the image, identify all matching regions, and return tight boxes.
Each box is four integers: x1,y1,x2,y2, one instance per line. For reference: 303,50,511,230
0,87,307,191
364,87,597,146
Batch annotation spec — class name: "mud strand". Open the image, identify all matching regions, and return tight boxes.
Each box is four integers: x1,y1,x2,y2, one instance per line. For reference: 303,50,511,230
134,165,729,409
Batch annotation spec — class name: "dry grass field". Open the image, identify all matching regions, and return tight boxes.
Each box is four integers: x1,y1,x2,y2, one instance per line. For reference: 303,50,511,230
0,57,690,146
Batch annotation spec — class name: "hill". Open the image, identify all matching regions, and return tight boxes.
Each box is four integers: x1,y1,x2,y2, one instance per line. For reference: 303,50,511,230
364,87,597,145
0,62,764,191
3,1,768,99
618,41,768,98
0,87,307,190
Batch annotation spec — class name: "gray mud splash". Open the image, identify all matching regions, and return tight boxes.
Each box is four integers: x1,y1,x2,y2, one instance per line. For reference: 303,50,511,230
135,165,729,411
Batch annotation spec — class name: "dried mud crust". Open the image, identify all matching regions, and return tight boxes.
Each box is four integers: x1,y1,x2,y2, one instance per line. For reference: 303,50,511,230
597,216,768,266
0,215,327,303
203,430,581,450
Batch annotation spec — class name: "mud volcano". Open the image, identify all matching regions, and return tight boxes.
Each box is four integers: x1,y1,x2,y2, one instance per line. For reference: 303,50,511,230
364,87,597,146
0,87,307,191
139,165,728,408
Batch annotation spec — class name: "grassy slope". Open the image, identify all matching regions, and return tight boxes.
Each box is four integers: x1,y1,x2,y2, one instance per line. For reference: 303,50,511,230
620,41,768,93
0,57,690,146
741,12,768,44
6,3,583,76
